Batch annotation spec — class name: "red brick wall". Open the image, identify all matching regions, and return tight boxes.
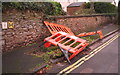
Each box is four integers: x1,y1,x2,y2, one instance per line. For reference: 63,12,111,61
67,3,85,15
50,15,116,35
67,7,80,15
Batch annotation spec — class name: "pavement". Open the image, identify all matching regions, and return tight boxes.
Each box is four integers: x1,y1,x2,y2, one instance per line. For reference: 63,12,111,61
2,23,119,73
99,24,119,35
2,43,44,73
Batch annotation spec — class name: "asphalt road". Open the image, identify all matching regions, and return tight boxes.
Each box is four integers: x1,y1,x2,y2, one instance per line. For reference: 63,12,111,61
70,36,119,73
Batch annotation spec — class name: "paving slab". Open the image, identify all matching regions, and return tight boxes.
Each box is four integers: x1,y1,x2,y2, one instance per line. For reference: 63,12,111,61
2,43,44,73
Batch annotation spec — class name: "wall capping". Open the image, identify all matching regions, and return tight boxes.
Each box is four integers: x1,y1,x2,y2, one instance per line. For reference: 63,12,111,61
49,14,117,19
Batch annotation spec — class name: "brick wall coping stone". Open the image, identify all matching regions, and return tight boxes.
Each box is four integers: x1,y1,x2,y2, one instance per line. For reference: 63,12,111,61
49,14,117,19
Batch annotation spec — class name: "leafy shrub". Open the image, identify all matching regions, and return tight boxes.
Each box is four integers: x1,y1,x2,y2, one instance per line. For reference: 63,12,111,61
118,1,120,25
74,9,95,15
85,2,117,13
2,2,65,16
51,2,66,15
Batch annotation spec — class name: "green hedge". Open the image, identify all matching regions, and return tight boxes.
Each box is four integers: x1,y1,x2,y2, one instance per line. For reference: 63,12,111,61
51,2,65,15
118,1,120,25
2,2,65,16
85,2,117,13
74,9,95,15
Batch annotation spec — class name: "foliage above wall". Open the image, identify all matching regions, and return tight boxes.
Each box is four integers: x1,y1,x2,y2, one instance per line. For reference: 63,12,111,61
74,9,95,15
51,2,66,15
85,2,117,13
2,2,65,16
118,1,120,25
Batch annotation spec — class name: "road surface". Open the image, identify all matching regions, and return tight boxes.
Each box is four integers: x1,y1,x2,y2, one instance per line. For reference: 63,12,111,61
56,33,119,74
71,36,119,73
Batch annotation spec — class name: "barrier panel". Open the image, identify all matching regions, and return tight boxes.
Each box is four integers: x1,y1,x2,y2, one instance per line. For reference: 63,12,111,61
44,21,75,35
77,30,103,39
44,32,89,60
44,21,103,39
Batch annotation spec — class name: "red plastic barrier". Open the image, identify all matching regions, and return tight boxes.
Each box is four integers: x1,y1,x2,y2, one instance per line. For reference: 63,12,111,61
44,21,75,35
44,21,103,39
44,32,89,60
77,30,103,39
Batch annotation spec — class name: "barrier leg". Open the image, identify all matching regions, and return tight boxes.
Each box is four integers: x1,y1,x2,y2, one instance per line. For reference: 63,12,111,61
39,41,48,47
58,44,71,64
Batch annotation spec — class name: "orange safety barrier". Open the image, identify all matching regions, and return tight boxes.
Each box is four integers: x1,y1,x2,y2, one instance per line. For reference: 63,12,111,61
44,21,103,39
44,21,75,35
42,21,103,63
44,32,89,60
77,30,103,39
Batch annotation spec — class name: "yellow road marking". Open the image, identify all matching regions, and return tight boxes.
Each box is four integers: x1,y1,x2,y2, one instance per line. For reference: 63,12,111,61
64,61,85,74
57,33,119,75
58,34,118,74
84,34,119,61
63,34,119,74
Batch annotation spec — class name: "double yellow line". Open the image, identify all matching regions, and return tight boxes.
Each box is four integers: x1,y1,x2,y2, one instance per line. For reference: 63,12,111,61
57,33,119,75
